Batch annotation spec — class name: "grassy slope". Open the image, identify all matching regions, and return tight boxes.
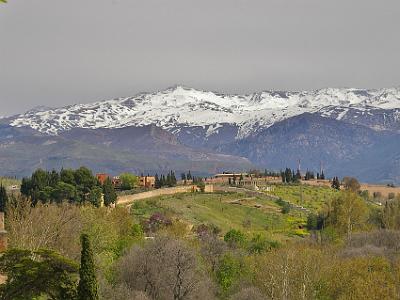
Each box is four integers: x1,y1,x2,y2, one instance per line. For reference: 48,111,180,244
268,184,339,211
130,192,308,241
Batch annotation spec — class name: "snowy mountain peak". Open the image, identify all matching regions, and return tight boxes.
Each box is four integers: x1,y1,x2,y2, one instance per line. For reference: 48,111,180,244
9,86,400,136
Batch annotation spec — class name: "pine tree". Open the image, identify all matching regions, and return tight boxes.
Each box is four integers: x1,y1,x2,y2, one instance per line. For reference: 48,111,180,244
0,184,8,213
102,177,117,207
78,234,99,300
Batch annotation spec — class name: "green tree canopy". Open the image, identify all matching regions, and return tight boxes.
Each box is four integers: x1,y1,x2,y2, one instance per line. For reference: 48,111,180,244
0,248,78,300
119,173,138,190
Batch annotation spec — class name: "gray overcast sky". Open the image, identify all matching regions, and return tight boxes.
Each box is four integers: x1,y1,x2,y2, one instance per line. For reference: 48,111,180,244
1,0,400,115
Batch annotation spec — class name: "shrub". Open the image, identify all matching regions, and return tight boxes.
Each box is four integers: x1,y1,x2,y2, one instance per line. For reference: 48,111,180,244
224,229,246,248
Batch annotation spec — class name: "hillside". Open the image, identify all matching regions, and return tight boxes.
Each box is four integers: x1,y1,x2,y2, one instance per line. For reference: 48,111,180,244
129,191,308,240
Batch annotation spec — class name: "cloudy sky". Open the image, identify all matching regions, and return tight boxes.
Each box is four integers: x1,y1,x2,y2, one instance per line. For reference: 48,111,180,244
1,0,399,115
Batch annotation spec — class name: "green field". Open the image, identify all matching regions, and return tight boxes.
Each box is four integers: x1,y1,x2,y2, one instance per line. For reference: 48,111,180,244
268,184,339,211
130,192,308,240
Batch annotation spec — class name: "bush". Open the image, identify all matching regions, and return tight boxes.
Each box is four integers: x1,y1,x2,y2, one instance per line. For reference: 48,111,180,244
224,229,246,248
216,253,242,292
248,234,278,254
281,203,291,214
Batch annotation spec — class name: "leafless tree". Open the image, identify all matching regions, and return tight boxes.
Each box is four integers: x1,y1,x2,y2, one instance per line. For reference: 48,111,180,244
6,199,82,259
199,233,227,273
230,286,266,300
117,236,214,300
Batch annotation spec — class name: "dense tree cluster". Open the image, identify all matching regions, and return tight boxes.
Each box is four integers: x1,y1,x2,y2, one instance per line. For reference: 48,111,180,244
180,170,193,181
21,167,103,206
154,171,177,188
280,168,301,183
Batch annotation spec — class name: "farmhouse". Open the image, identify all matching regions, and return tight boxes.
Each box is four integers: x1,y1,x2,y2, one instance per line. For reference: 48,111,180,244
96,173,110,185
96,173,122,188
140,176,156,188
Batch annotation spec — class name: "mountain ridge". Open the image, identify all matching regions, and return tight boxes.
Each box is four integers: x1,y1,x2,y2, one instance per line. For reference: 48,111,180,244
8,86,400,136
2,86,400,183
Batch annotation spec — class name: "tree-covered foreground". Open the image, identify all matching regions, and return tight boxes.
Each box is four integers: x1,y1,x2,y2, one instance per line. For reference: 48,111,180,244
1,169,400,299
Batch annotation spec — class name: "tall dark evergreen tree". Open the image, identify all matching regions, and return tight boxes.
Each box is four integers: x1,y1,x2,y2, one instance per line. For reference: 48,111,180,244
331,176,340,190
0,185,8,213
171,171,177,185
102,177,117,207
154,174,161,189
296,169,301,180
78,234,99,300
166,173,172,187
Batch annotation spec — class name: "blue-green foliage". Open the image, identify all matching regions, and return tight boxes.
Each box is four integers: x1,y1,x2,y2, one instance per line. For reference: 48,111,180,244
20,167,102,206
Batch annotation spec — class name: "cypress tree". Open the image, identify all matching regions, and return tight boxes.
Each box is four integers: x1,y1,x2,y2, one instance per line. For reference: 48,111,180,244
154,174,160,189
171,171,177,185
102,177,117,207
78,234,99,300
0,184,8,213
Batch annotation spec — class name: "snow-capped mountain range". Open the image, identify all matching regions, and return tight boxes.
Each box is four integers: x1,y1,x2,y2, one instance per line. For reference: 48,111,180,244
2,85,400,183
9,86,400,137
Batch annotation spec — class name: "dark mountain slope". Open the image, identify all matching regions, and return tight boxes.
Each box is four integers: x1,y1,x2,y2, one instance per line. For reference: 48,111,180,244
0,125,253,177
